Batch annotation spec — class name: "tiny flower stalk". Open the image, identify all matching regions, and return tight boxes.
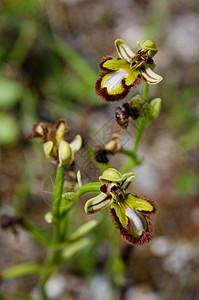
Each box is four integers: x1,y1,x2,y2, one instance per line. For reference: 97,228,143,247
95,39,162,102
85,168,156,245
95,133,122,163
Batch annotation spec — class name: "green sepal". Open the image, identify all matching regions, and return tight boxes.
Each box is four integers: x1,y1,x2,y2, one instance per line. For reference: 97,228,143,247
111,202,128,228
140,40,157,51
99,168,122,184
85,193,112,214
102,59,128,70
126,194,154,212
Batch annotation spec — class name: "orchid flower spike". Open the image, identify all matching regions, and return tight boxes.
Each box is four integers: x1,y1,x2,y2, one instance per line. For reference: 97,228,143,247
85,168,156,245
30,120,82,166
95,39,163,102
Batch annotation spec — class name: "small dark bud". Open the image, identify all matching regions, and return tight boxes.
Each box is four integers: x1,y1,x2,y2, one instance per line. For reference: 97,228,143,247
95,149,109,163
123,102,140,120
115,107,129,128
0,215,24,234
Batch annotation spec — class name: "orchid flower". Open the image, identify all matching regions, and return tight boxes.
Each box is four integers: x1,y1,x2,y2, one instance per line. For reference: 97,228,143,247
95,39,163,102
85,168,156,245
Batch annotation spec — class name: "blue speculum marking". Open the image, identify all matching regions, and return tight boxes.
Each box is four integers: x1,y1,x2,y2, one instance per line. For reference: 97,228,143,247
125,207,146,235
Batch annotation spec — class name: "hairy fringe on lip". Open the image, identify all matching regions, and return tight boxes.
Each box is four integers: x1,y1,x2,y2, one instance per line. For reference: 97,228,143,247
95,74,142,102
109,205,154,245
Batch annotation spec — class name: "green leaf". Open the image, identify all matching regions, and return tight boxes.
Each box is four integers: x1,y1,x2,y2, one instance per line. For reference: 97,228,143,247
62,238,91,260
0,77,22,109
68,220,98,241
0,112,20,146
126,194,154,212
1,263,41,280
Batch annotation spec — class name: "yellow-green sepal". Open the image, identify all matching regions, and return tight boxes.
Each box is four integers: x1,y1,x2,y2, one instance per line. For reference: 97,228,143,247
99,168,123,184
139,40,158,57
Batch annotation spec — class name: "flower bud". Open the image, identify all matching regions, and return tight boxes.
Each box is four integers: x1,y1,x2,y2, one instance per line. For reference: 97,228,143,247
149,98,162,120
95,149,109,163
43,141,54,161
69,134,82,154
58,140,73,166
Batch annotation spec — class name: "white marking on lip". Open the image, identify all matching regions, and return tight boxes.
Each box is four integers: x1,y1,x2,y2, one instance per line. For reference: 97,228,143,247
104,69,128,92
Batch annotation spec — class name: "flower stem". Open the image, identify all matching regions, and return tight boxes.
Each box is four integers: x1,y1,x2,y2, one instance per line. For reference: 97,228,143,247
143,81,149,100
120,82,149,173
133,82,149,155
52,165,65,219
39,165,65,295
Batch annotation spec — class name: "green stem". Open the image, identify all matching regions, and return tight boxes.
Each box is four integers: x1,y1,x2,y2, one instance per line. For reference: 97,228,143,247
39,165,65,294
120,82,149,173
52,165,65,219
133,82,149,155
76,182,101,198
143,81,149,100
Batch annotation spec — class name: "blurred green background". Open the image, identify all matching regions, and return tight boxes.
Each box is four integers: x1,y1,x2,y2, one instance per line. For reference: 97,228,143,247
0,0,199,299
